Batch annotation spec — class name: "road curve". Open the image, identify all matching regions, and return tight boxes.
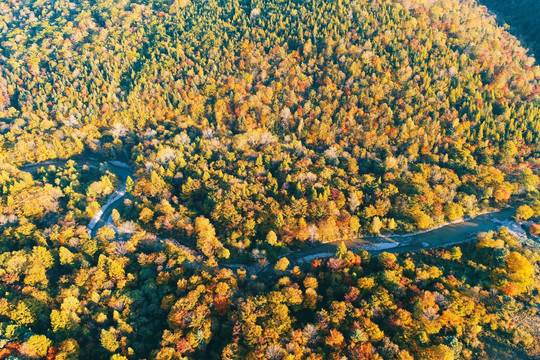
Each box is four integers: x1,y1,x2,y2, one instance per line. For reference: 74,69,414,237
19,158,134,238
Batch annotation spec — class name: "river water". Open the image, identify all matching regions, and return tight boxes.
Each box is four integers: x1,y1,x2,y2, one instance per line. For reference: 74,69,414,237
284,206,538,269
19,159,538,275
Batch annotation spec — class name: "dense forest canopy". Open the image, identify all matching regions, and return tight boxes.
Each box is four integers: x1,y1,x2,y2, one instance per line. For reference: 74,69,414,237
0,0,539,358
2,0,539,260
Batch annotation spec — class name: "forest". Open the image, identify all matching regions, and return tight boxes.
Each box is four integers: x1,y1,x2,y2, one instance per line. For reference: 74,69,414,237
2,0,539,260
0,0,538,358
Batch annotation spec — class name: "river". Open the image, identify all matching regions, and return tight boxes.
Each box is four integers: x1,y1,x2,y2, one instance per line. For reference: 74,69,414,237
18,159,537,276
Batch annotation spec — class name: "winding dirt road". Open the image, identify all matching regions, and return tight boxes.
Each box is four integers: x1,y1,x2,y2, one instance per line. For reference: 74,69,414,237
19,159,535,277
20,158,134,238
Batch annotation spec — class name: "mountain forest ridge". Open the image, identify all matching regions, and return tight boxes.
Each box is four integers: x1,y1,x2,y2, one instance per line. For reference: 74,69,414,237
0,0,539,359
478,0,540,64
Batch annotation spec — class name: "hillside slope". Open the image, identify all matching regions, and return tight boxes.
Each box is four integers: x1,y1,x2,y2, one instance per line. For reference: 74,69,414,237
479,0,540,62
0,0,539,358
1,0,540,258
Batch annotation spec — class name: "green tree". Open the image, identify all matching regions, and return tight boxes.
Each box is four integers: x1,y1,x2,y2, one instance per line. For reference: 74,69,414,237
100,328,119,353
195,216,225,258
335,241,347,259
516,205,534,221
274,257,290,273
24,335,52,358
